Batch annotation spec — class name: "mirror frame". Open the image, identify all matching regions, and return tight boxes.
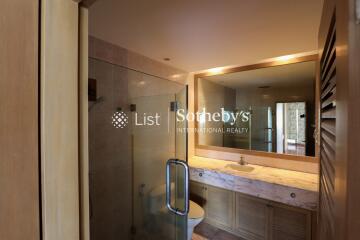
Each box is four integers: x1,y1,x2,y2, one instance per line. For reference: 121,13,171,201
194,54,319,162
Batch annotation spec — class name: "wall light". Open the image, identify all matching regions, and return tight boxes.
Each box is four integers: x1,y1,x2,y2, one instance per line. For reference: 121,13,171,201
208,67,225,74
276,55,295,62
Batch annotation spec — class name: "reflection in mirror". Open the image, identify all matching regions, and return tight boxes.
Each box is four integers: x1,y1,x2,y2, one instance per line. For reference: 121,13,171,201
197,60,316,157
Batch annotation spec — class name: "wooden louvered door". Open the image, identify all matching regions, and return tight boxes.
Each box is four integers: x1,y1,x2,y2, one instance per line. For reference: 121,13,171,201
318,7,336,240
318,0,360,239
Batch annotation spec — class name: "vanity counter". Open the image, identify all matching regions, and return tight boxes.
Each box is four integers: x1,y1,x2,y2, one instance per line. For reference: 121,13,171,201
189,156,319,211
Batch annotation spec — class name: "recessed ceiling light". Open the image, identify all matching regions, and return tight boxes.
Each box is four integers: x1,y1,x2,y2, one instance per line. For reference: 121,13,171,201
171,74,181,79
138,81,146,86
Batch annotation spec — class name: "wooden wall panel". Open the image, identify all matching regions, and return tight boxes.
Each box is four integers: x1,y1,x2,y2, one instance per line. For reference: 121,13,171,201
335,0,360,239
0,0,40,240
344,0,360,237
40,0,80,239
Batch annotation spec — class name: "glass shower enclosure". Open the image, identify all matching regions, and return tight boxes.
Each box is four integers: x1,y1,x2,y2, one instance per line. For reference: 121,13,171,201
89,58,188,240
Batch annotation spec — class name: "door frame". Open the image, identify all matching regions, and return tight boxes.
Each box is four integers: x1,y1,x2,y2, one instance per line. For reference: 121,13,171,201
40,1,95,240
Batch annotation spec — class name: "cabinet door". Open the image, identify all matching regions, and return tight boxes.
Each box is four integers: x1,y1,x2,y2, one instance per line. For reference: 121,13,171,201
190,181,206,207
204,185,235,230
235,193,269,240
270,204,311,240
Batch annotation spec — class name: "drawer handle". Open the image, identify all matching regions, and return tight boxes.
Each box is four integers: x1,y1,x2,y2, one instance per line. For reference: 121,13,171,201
290,192,296,198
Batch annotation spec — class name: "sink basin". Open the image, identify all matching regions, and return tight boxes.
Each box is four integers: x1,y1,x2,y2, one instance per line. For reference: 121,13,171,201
225,164,255,172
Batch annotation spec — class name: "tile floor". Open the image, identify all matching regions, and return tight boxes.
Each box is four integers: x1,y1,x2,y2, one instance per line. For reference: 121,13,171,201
192,222,245,240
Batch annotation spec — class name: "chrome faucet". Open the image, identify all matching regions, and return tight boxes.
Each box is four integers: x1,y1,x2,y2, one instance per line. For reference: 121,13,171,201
239,156,247,165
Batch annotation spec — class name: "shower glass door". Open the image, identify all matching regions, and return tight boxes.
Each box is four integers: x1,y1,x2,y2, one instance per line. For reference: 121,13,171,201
131,88,188,240
89,58,188,240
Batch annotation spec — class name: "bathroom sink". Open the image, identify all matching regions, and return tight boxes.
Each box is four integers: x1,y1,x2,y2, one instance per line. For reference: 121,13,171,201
225,164,255,172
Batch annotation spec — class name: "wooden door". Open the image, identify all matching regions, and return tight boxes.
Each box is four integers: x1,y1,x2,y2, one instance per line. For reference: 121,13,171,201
318,0,360,239
318,0,336,239
0,0,40,240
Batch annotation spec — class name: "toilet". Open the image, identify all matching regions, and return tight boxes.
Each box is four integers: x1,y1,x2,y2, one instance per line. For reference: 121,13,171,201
148,184,205,240
187,200,205,240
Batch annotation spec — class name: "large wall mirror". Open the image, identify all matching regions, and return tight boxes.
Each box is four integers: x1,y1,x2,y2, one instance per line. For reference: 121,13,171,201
195,55,318,159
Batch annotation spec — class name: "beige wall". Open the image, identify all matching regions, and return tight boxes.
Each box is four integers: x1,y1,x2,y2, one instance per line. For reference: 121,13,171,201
89,36,188,84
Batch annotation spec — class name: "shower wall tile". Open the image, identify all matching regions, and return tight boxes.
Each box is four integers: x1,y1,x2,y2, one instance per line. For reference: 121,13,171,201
91,167,132,240
89,36,189,84
89,59,132,240
113,66,130,108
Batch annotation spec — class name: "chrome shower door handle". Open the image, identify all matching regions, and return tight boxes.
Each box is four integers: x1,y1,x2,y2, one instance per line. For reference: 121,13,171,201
166,159,189,216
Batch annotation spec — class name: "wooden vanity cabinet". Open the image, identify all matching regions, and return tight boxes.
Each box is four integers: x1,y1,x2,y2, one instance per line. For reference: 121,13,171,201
190,181,315,240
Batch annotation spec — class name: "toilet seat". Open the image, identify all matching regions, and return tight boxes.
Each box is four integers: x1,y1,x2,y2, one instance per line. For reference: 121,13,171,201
188,201,204,219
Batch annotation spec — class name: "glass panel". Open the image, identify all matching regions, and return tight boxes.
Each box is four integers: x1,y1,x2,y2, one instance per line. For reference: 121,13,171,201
131,94,177,240
89,58,187,240
250,106,273,152
276,102,308,155
175,86,188,240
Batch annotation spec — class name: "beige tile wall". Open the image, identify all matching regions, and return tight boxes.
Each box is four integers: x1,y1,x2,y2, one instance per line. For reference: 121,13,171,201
89,36,188,84
89,59,132,240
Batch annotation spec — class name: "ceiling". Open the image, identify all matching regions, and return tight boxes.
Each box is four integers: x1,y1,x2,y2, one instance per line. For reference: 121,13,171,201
204,61,316,89
89,0,323,72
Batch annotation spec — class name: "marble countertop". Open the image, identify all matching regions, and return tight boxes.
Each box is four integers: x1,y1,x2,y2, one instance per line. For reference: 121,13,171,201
189,156,319,211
